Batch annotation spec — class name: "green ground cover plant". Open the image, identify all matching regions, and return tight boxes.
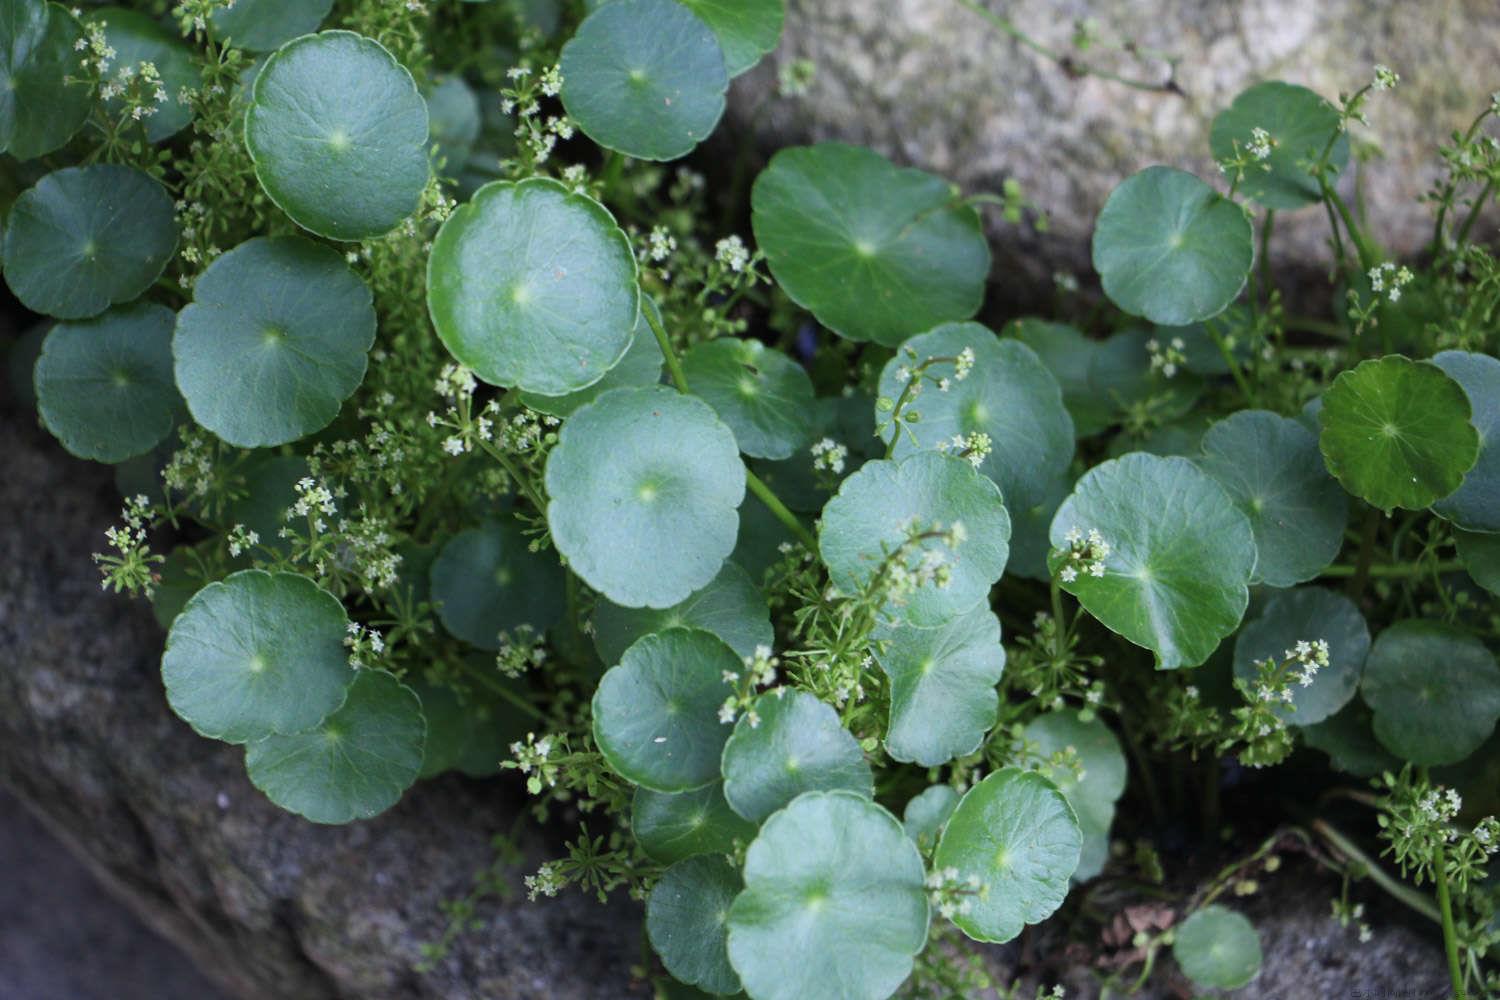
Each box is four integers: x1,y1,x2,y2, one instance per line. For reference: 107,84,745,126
5,0,1500,996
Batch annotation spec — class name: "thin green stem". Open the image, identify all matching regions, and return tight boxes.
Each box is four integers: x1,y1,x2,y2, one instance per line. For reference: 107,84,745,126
1454,176,1496,250
1320,559,1463,581
745,469,817,551
1257,209,1275,306
454,657,546,721
476,439,547,514
642,302,817,552
1310,818,1442,924
1432,107,1496,251
1206,320,1256,405
1421,763,1468,1000
1343,507,1382,599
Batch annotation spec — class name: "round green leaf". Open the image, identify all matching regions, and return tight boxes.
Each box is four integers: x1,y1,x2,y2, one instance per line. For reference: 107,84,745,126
678,0,783,77
246,31,429,240
430,518,566,649
245,668,424,824
647,855,743,996
4,164,176,320
1172,905,1262,990
1197,409,1348,587
932,768,1081,943
1050,453,1255,669
873,605,1005,767
752,143,990,347
1091,166,1253,326
633,781,756,865
1457,528,1500,597
558,0,727,161
1086,327,1204,425
1302,701,1401,778
173,235,375,447
1023,710,1126,882
1005,469,1071,582
428,177,639,394
593,561,771,665
820,451,1011,628
161,570,353,744
725,791,928,1000
1233,586,1370,726
685,338,815,460
879,322,1074,516
0,0,91,159
592,628,739,792
410,680,470,780
1361,620,1500,766
720,690,873,824
1431,350,1500,532
1319,355,1479,512
1006,318,1112,437
902,784,959,849
87,7,200,142
427,73,481,175
211,0,332,52
33,302,178,463
517,298,664,417
1209,81,1348,210
546,386,746,608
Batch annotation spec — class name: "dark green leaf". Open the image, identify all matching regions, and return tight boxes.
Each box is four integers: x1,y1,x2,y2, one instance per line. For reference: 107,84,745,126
211,0,332,51
1361,620,1500,766
430,517,566,649
901,784,959,849
1431,350,1500,532
647,855,743,995
0,0,91,159
593,561,771,665
633,782,756,865
1022,710,1126,882
720,690,872,823
685,337,815,460
1209,81,1347,210
678,0,783,77
1233,587,1369,726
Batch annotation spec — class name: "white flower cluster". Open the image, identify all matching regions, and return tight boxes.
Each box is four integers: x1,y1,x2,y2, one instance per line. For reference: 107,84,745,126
810,437,848,476
496,624,548,679
719,645,779,725
952,346,976,381
885,519,966,602
1146,336,1186,379
645,225,677,263
162,429,216,500
226,523,259,558
925,866,984,921
715,235,750,273
938,430,992,469
1372,64,1400,92
510,731,560,795
1417,786,1463,824
523,861,565,901
288,477,338,530
1287,638,1330,687
1246,126,1275,161
1368,262,1414,303
343,622,386,670
1058,527,1110,583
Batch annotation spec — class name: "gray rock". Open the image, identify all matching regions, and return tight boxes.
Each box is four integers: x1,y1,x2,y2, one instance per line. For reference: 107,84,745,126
0,397,641,1000
735,0,1500,298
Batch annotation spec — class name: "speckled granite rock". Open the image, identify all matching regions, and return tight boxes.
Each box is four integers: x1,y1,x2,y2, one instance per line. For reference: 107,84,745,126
0,395,641,1000
735,0,1500,298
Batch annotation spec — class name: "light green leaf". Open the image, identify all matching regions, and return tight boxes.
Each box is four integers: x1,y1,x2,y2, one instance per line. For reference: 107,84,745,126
678,0,783,77
0,0,91,159
516,297,664,417
873,605,1005,766
87,8,200,142
1022,710,1126,882
1005,318,1112,437
752,143,990,347
546,386,745,608
4,164,176,319
1197,409,1348,587
1091,166,1253,326
211,0,332,51
161,570,353,744
820,451,1011,628
720,690,872,824
559,0,727,161
1301,701,1401,778
1209,81,1347,210
1431,350,1500,532
647,855,743,996
593,561,771,665
1319,355,1479,512
428,177,639,395
633,782,756,865
592,628,739,792
246,31,429,240
245,668,425,824
1361,620,1500,766
1233,587,1369,726
685,337,815,460
933,768,1081,943
1456,528,1500,597
725,791,928,1000
1049,453,1255,669
902,784,959,849
1172,905,1262,990
173,235,375,447
430,517,566,649
34,302,178,463
879,322,1074,518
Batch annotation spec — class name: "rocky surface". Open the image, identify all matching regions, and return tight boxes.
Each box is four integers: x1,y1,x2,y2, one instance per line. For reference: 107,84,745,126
0,393,641,1000
734,0,1500,300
